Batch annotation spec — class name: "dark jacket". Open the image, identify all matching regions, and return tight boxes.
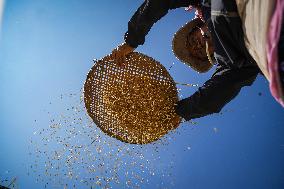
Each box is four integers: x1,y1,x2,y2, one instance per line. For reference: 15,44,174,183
124,0,260,120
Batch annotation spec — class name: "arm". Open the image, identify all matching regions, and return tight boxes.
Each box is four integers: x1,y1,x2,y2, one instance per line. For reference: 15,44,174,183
125,0,200,48
175,0,260,120
176,64,259,120
111,0,199,65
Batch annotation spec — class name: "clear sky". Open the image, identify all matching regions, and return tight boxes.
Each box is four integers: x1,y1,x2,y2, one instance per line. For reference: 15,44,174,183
0,1,284,189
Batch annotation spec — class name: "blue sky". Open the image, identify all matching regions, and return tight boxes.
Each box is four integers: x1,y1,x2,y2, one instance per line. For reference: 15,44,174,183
0,1,284,189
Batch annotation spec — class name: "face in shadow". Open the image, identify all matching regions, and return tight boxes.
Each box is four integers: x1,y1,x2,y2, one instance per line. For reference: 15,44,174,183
186,23,214,61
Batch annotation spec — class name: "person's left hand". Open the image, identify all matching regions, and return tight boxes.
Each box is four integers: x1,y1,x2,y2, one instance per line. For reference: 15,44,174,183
109,43,135,67
185,6,204,21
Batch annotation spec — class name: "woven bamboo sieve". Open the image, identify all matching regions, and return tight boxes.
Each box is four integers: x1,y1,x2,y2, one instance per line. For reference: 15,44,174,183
84,52,181,144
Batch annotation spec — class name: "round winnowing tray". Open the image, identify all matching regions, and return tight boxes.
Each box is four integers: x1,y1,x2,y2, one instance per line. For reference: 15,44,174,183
84,52,181,144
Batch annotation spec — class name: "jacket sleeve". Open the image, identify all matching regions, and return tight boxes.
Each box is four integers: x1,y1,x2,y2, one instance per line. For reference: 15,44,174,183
124,0,200,48
175,64,259,120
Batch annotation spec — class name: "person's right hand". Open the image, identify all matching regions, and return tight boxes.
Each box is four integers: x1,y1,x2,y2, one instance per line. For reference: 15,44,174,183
185,6,204,21
110,43,135,67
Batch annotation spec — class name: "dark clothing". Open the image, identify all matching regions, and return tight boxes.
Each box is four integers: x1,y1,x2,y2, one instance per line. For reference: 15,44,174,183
210,0,256,69
125,0,259,120
176,64,258,120
124,0,200,48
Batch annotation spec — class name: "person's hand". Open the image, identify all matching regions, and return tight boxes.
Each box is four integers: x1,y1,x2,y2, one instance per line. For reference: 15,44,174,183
185,6,204,21
110,43,135,67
